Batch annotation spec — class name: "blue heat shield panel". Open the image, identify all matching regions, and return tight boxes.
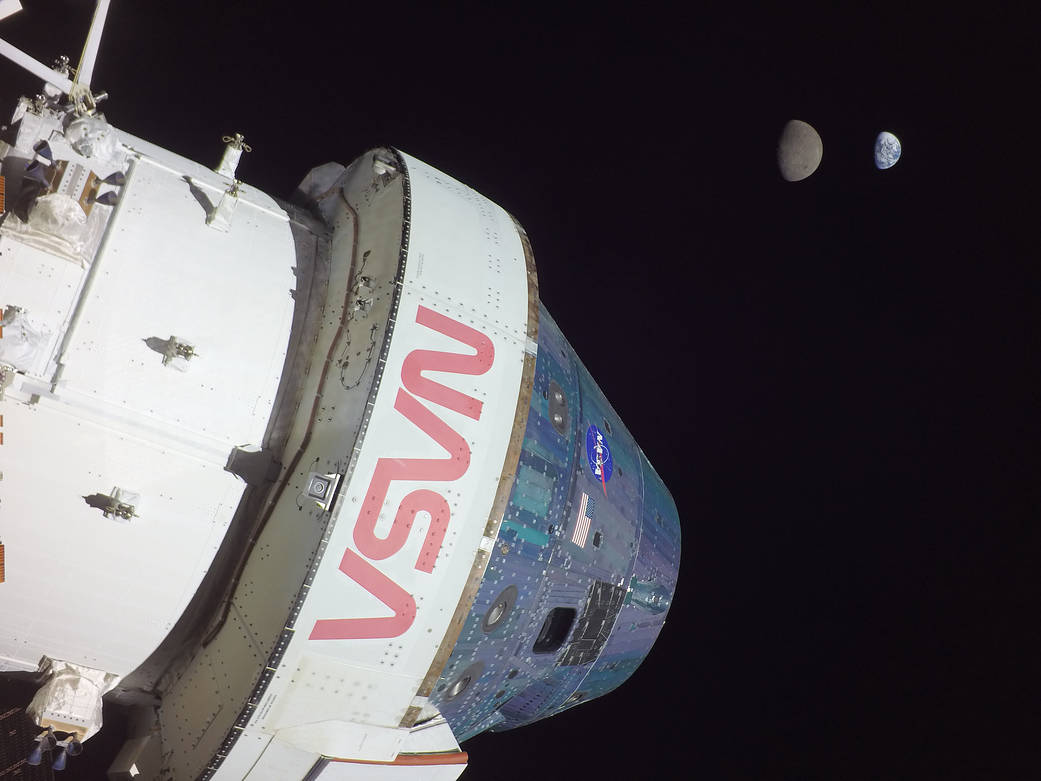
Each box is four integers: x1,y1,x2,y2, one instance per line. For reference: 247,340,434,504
429,304,682,740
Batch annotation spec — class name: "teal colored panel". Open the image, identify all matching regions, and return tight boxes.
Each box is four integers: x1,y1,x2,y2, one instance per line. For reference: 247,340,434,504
510,471,552,517
528,437,561,465
517,463,554,492
500,520,550,547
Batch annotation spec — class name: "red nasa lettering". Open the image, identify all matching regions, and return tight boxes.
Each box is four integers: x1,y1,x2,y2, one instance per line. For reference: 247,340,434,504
310,305,494,641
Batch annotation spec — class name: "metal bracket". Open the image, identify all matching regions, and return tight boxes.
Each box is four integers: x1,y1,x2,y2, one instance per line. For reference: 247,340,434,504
161,337,197,368
85,487,140,522
104,499,137,521
304,471,343,511
206,181,239,231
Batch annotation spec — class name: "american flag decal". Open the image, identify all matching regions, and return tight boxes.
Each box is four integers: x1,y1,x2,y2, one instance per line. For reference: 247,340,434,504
572,492,595,547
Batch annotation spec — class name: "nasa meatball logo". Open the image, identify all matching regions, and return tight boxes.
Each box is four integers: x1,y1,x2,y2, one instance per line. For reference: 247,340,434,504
586,424,613,493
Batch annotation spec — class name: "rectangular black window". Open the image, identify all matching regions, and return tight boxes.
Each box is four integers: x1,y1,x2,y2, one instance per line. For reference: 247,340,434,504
532,607,577,654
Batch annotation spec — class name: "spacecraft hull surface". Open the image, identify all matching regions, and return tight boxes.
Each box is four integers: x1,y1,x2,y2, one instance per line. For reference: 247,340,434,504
0,9,680,777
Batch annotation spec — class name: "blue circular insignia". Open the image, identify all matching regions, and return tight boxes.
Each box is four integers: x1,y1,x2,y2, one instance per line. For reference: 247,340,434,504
585,424,613,485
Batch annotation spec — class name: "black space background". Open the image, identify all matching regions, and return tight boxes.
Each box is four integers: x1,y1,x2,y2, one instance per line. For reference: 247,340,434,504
1,2,1038,779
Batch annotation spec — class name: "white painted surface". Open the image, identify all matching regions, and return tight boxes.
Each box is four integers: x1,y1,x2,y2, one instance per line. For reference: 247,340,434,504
3,128,528,771
247,152,531,761
399,721,461,754
206,728,272,781
74,0,112,92
319,760,467,781
0,1,22,22
55,155,296,456
243,736,321,780
0,242,84,375
0,37,73,93
0,122,297,676
276,718,407,762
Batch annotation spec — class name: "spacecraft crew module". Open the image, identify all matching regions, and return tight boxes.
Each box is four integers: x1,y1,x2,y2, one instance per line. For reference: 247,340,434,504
0,3,680,779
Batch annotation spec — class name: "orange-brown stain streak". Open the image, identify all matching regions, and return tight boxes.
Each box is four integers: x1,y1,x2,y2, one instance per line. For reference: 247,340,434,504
328,751,469,767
